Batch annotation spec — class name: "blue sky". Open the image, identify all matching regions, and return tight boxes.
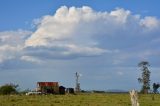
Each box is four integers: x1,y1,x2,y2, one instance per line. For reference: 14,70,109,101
1,0,160,30
0,0,160,91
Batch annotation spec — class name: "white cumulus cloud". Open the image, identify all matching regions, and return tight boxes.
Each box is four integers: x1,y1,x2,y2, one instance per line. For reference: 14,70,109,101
24,6,160,61
140,16,160,30
0,30,32,63
1,6,160,65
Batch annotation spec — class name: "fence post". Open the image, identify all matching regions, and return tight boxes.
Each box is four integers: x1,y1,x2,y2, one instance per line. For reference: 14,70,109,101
129,90,139,106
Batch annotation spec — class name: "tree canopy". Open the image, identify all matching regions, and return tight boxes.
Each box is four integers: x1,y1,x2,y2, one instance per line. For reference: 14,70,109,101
0,83,19,95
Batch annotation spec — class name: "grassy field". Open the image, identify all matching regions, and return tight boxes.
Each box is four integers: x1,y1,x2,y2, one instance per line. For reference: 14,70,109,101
0,93,160,106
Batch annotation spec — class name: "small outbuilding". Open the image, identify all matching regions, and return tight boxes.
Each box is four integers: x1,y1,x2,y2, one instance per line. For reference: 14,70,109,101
66,88,75,94
59,86,66,94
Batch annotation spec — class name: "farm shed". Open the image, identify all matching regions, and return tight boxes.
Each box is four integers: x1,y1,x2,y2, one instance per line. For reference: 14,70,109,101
66,88,75,94
37,82,59,94
59,86,66,94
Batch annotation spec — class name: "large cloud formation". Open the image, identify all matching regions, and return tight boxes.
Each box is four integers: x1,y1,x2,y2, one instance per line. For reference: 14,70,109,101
1,6,160,65
25,6,160,61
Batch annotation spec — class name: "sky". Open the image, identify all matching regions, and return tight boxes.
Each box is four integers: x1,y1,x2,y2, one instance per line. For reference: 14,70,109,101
0,0,160,91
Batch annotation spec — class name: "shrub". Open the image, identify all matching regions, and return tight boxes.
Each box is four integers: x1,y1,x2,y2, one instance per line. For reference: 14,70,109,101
0,83,18,95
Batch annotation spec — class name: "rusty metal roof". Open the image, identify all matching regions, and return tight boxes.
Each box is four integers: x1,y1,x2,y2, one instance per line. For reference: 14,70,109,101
37,82,59,86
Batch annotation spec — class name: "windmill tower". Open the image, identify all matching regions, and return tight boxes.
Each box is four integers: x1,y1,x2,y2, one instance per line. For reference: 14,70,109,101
75,72,81,92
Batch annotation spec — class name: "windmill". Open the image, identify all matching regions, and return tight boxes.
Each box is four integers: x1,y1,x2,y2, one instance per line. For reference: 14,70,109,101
75,72,81,92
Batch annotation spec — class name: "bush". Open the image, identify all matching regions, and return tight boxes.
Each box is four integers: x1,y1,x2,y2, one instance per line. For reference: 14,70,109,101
0,83,18,95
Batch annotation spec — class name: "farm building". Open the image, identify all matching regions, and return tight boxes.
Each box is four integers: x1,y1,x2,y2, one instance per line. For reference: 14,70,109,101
59,86,66,94
66,88,75,94
37,82,59,94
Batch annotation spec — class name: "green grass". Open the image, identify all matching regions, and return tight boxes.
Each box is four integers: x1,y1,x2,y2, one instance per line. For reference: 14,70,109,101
0,93,160,106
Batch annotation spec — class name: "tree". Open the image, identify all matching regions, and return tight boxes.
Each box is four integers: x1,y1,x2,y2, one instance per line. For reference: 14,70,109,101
0,83,19,95
138,61,151,94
